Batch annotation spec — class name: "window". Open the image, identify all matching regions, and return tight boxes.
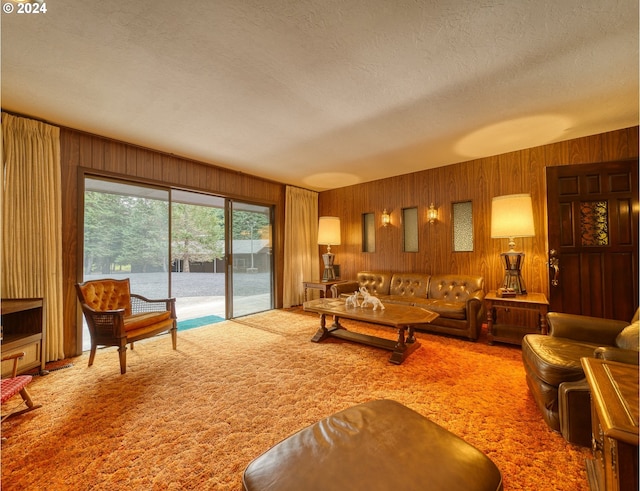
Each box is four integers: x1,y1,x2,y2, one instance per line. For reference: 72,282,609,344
452,201,474,252
403,207,418,252
362,213,375,252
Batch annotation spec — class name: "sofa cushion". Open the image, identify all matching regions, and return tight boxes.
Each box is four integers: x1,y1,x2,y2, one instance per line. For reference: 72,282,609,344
414,299,467,320
382,295,415,306
615,321,639,351
428,275,484,302
356,271,392,296
521,335,599,387
389,273,430,298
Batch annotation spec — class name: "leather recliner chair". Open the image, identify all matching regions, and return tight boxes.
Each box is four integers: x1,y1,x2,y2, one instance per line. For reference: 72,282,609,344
521,309,639,446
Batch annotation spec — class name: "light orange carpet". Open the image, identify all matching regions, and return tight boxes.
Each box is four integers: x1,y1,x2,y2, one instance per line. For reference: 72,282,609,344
1,309,590,490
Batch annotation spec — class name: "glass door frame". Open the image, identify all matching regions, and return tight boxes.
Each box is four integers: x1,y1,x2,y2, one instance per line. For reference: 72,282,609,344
226,198,275,319
80,172,276,349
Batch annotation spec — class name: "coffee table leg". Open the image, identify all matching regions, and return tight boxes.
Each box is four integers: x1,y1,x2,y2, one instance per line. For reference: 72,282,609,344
389,326,421,364
407,326,416,344
311,314,344,343
388,327,407,364
311,313,329,342
395,326,406,350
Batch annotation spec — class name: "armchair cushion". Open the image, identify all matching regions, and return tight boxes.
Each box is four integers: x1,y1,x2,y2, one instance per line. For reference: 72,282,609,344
615,321,639,350
547,312,629,345
521,336,599,387
78,278,132,316
594,346,640,364
124,311,173,332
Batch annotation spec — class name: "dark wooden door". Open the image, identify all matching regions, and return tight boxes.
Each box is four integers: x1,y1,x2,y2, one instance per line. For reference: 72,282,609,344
546,161,639,321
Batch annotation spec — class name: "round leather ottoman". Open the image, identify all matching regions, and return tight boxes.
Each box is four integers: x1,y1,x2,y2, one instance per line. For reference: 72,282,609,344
242,399,503,491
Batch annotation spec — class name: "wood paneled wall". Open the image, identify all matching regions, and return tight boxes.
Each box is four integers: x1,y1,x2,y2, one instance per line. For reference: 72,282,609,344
60,128,286,356
318,127,639,301
58,125,638,356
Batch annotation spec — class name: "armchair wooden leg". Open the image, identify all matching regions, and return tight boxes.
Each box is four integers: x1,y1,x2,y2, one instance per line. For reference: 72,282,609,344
88,343,97,367
171,325,177,350
118,345,127,374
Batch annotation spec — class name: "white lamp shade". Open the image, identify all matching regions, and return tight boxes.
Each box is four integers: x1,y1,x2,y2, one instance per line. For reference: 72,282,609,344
318,216,341,245
490,194,535,238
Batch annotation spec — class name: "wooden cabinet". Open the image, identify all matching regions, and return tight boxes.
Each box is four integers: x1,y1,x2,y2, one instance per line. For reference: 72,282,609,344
582,358,639,491
1,298,46,376
485,292,549,346
303,280,345,302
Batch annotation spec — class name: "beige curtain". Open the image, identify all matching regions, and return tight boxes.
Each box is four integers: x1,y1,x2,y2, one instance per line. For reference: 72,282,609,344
2,113,65,361
283,186,319,307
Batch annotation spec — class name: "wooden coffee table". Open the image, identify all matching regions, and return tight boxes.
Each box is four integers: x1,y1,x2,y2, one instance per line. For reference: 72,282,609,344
303,298,438,364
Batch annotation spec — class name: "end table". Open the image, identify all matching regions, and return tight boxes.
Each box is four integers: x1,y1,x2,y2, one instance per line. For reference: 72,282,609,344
303,280,345,302
582,358,638,491
485,292,549,346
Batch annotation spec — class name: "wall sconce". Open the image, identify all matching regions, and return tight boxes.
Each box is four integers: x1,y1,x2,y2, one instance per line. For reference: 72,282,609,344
427,203,438,224
381,209,390,227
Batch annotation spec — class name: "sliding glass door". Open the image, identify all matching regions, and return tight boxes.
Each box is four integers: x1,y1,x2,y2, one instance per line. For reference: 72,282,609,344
82,178,170,349
82,176,275,349
228,201,274,317
170,190,226,326
83,178,170,295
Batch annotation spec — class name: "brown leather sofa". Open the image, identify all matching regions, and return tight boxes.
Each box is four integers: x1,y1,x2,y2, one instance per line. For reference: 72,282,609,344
521,309,639,446
331,271,485,340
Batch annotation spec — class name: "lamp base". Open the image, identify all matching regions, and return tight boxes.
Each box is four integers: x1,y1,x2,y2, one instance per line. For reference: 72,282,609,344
322,252,336,282
499,251,527,295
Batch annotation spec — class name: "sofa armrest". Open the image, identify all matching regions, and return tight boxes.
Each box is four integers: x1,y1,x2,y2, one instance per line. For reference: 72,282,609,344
594,346,640,365
465,290,485,314
468,289,485,303
465,294,485,339
547,312,628,345
331,281,359,298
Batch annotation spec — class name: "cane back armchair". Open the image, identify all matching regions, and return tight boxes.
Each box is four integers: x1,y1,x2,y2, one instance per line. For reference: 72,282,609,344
75,278,177,374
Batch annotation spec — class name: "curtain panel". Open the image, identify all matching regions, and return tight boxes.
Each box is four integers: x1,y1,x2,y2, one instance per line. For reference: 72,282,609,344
283,186,319,308
2,113,65,361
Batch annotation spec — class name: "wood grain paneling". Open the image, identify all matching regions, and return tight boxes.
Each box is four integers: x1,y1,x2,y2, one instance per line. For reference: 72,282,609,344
60,126,638,355
61,128,285,356
318,127,639,307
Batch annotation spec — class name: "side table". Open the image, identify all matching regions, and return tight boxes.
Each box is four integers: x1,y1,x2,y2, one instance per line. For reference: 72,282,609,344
303,280,345,302
485,292,549,346
1,298,47,376
582,358,638,491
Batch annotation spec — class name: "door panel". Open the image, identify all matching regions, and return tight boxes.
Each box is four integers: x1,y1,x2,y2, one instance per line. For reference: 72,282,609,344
170,190,226,324
228,200,274,318
546,161,639,321
82,177,170,350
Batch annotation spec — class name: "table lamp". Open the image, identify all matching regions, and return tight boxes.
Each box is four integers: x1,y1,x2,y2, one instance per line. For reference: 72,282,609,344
318,216,341,281
490,194,535,294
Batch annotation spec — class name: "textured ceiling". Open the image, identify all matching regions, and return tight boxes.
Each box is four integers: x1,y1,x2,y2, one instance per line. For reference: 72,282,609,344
2,0,638,190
